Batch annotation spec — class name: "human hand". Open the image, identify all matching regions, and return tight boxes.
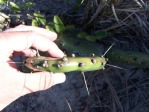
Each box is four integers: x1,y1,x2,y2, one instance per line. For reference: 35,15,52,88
0,25,66,110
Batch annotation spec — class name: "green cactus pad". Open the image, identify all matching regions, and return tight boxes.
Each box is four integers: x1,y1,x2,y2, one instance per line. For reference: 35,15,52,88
106,49,149,68
55,34,103,56
24,56,107,73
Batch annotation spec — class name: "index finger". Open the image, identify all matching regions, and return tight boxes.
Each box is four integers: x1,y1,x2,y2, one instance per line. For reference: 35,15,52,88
5,25,57,41
0,31,64,58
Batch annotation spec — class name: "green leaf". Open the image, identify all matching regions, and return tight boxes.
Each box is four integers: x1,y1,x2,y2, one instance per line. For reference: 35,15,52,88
9,2,22,13
45,25,55,32
22,2,34,10
95,31,112,40
65,25,76,31
10,7,22,13
85,35,96,42
32,19,38,27
77,32,88,38
0,0,7,4
33,12,46,26
53,15,65,33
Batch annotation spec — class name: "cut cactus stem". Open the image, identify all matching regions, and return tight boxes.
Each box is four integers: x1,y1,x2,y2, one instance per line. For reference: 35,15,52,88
23,56,107,73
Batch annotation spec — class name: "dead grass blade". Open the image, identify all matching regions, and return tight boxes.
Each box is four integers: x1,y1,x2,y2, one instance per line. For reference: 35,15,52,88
103,71,124,112
82,72,90,96
129,98,149,112
65,98,73,112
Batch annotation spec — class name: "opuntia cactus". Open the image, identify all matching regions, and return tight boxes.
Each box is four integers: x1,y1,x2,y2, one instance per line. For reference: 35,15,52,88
106,49,149,68
23,56,107,73
55,34,103,56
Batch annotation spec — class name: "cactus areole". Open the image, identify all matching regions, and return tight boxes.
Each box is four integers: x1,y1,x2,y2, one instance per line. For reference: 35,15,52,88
23,56,107,73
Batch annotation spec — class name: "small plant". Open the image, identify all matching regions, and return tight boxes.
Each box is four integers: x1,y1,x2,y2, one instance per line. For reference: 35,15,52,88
1,1,35,13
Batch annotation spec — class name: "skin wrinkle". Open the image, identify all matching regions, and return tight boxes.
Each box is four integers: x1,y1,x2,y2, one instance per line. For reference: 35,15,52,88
22,73,27,93
43,74,46,90
39,73,42,90
19,31,33,51
40,73,51,91
32,32,40,57
43,74,48,91
21,72,51,93
43,73,47,90
11,31,32,58
48,73,52,88
22,74,33,94
22,73,34,93
23,72,56,93
24,31,30,52
48,73,53,89
22,73,35,94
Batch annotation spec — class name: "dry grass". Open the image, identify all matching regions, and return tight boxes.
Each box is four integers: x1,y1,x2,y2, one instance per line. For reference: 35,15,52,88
70,68,149,112
66,0,149,111
82,0,149,39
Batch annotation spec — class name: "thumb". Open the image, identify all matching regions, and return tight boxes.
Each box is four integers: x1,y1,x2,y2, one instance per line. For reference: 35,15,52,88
21,72,66,95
